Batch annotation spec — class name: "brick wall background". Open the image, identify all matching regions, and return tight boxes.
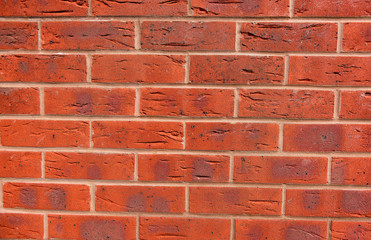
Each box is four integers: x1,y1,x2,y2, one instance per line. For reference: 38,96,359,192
0,0,370,239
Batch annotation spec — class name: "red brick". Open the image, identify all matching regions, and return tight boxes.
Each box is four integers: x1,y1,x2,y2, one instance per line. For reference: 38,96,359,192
239,89,334,119
190,55,284,85
241,23,337,52
331,157,371,186
140,217,231,240
92,121,183,149
141,21,235,51
331,221,371,240
42,21,135,50
340,91,371,119
294,0,371,17
283,124,371,152
0,22,38,49
93,0,187,16
0,151,41,178
0,120,89,147
192,0,289,17
0,0,88,16
0,213,43,239
45,87,135,116
92,55,185,83
186,122,279,151
0,87,39,114
3,182,90,211
138,154,230,182
45,152,135,180
189,187,282,215
95,186,185,213
235,219,327,240
343,23,371,52
286,189,371,217
289,56,371,86
140,88,234,117
48,214,136,240
234,156,328,184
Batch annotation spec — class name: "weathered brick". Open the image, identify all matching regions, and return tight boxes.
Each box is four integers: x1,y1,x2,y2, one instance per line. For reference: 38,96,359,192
138,154,230,182
140,88,234,117
286,189,371,217
189,55,284,85
45,87,135,116
331,221,371,240
92,55,185,83
141,21,235,51
0,151,41,178
343,23,371,52
3,182,90,211
189,187,282,215
0,22,38,49
340,91,371,119
186,122,279,151
92,121,183,149
42,21,135,50
234,156,328,184
48,214,136,240
0,120,89,147
140,217,231,240
95,186,185,213
283,124,371,152
239,89,334,119
0,213,43,240
241,23,337,52
331,157,370,186
289,56,371,86
0,87,39,114
45,152,135,180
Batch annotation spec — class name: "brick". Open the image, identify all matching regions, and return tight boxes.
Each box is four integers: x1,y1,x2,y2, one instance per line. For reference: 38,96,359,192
95,186,185,213
192,0,289,17
343,23,371,52
286,189,371,217
234,156,328,184
93,0,187,16
48,214,136,240
45,152,135,180
0,22,38,49
283,124,371,152
239,89,334,119
241,23,337,52
0,120,89,147
3,182,90,211
235,219,327,240
42,21,135,50
0,87,39,114
289,56,371,86
138,154,230,182
0,151,41,178
45,87,135,116
0,0,88,16
340,91,371,119
186,122,279,151
331,157,371,186
92,121,183,149
331,221,371,240
189,187,281,215
294,0,371,17
0,213,43,239
140,217,231,240
140,88,234,117
92,55,185,83
189,55,284,85
141,21,235,51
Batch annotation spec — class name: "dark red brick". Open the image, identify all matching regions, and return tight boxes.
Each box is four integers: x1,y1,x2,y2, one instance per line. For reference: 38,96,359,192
0,88,39,114
340,91,371,119
343,23,371,52
0,22,38,50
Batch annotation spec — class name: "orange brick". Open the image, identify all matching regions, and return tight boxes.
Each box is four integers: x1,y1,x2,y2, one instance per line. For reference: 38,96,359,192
0,151,41,178
0,213,43,239
0,22,38,49
343,23,371,52
0,87,39,114
340,91,371,119
331,157,371,185
331,221,371,240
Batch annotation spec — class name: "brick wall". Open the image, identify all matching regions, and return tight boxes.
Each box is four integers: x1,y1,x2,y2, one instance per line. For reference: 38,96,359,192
0,0,370,239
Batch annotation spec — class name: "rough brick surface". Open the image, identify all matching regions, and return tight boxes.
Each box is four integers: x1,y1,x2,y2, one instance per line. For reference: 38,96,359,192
331,157,371,185
343,23,371,52
340,91,371,119
0,87,39,114
0,213,44,240
0,22,38,50
331,221,371,240
0,151,41,178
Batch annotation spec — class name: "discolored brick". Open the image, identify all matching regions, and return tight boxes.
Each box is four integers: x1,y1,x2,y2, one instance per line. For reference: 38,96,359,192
0,213,43,239
0,22,38,50
0,87,39,114
331,157,371,185
340,91,371,119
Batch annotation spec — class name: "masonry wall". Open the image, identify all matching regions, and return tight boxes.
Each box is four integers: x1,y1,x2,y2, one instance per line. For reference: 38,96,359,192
0,0,370,239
